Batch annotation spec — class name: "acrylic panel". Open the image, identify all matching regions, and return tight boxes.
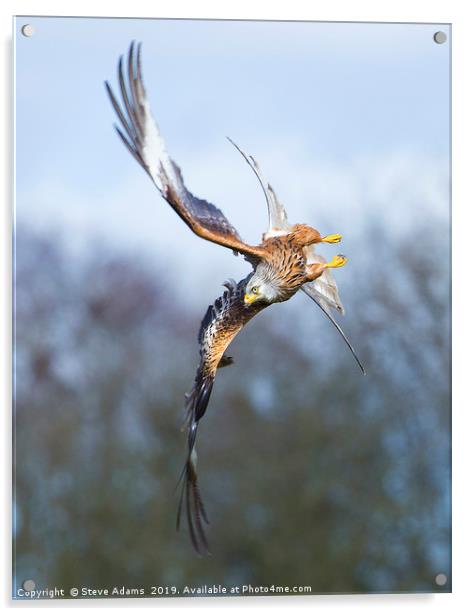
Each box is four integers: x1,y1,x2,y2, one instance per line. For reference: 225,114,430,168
13,16,451,599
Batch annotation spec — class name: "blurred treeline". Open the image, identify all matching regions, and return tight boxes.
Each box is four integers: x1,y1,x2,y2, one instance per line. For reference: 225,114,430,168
13,221,450,595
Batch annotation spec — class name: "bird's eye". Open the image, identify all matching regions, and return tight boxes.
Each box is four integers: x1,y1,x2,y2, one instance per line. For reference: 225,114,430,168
251,286,258,294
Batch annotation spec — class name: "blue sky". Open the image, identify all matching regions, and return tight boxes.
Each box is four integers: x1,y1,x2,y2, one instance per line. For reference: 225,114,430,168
14,16,450,302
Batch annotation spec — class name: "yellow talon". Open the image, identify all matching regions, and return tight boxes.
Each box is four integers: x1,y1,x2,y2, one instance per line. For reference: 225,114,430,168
322,233,342,244
325,254,348,269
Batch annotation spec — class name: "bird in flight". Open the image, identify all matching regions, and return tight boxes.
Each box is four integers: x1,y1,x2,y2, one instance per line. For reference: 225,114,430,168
106,42,365,555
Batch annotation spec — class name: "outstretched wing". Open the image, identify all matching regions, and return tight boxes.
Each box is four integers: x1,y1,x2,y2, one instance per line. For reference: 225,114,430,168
177,277,267,554
105,42,266,263
226,139,364,373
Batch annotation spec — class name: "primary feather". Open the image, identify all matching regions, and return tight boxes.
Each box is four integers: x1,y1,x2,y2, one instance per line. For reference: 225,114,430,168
105,42,266,263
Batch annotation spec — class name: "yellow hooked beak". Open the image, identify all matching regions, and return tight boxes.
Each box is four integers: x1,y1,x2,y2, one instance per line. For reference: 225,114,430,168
244,293,258,305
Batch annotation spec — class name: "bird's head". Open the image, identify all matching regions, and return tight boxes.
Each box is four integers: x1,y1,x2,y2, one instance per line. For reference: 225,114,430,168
244,268,278,306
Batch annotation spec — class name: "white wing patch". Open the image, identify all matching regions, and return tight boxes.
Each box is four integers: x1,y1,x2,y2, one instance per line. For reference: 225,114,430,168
107,43,246,248
132,66,180,194
302,247,345,315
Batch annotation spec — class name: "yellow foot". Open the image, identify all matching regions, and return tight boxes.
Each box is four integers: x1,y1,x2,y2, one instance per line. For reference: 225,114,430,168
321,233,342,244
324,254,348,268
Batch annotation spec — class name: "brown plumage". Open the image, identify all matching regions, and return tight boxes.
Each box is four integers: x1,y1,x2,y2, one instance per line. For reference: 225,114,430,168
106,41,365,555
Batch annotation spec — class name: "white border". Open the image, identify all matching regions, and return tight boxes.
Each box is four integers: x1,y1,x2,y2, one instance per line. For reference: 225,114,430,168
2,1,469,614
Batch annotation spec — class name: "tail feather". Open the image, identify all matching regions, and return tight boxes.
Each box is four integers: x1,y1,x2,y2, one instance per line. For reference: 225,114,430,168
177,372,214,555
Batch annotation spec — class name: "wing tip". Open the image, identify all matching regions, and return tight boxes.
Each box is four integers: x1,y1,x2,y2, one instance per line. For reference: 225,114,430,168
225,135,240,152
302,287,366,375
176,458,211,556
